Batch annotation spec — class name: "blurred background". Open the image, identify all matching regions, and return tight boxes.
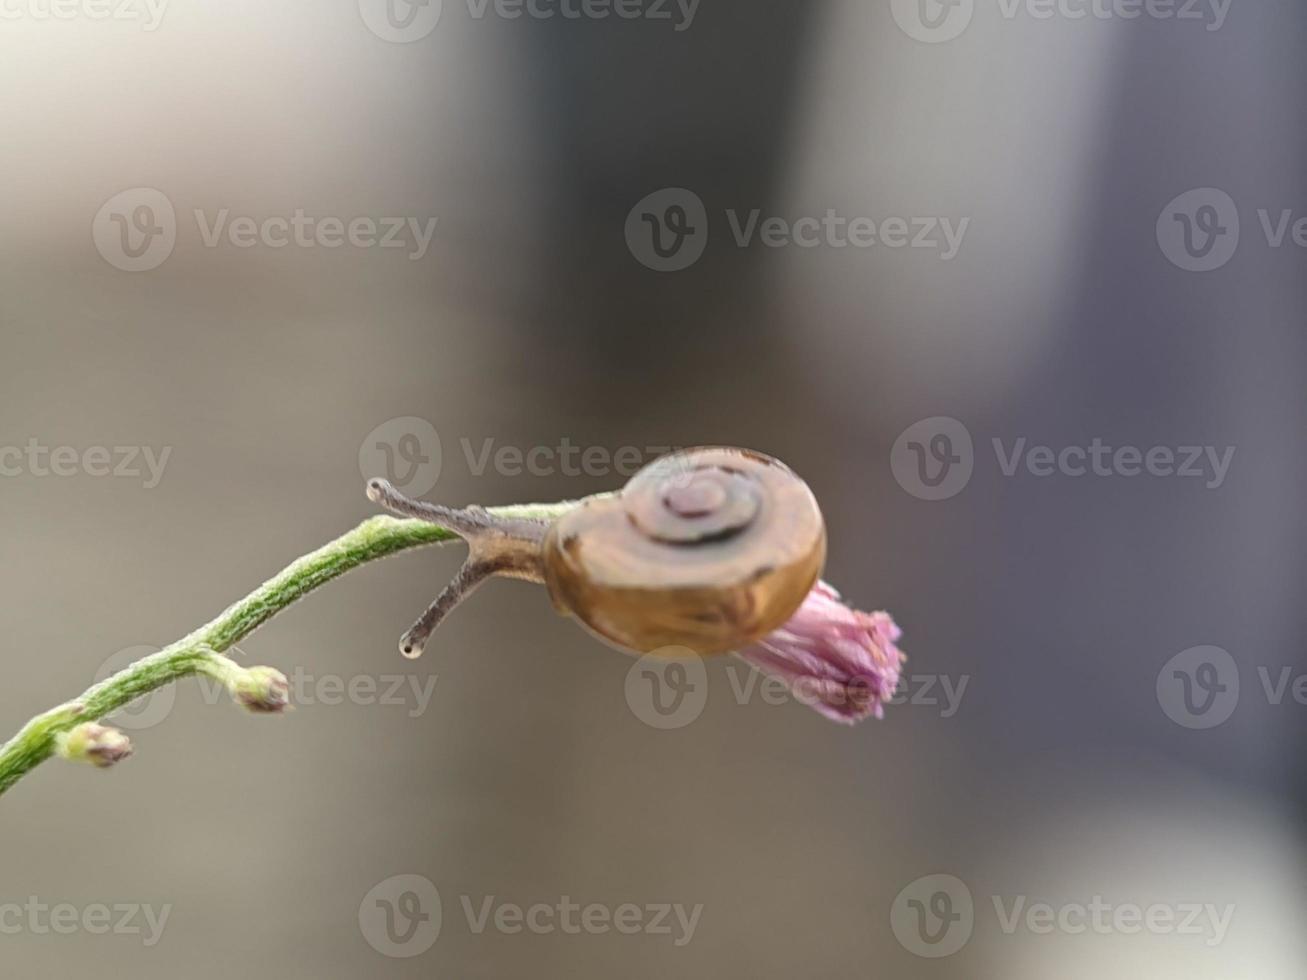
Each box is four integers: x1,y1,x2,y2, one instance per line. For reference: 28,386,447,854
1,0,1305,976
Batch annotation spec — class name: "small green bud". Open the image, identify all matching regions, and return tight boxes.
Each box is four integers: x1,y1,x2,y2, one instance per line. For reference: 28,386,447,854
230,666,291,714
55,722,134,769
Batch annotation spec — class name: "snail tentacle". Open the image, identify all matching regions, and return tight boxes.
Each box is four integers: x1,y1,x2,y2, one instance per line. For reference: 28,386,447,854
366,478,494,537
367,478,551,656
398,557,501,659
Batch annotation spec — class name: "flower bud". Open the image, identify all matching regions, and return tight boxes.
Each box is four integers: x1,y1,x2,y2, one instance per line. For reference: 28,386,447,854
55,722,134,769
230,665,291,714
735,581,905,724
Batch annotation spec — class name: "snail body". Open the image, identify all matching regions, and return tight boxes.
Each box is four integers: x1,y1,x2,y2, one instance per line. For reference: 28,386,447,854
366,447,826,658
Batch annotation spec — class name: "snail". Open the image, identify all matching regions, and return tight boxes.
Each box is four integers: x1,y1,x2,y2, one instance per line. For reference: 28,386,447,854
366,447,826,659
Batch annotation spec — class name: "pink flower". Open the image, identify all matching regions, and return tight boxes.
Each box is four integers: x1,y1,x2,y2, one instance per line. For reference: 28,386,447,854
735,582,905,724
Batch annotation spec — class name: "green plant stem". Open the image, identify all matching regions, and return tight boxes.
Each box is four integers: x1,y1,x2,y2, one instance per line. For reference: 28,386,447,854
0,503,577,798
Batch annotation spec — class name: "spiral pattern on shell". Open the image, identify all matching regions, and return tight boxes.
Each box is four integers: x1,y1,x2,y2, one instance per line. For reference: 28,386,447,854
543,447,826,655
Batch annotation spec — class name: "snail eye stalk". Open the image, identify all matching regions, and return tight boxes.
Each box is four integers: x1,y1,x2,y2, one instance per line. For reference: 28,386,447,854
366,478,548,658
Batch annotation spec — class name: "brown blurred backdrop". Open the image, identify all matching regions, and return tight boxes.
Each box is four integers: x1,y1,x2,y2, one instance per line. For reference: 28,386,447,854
1,1,1305,977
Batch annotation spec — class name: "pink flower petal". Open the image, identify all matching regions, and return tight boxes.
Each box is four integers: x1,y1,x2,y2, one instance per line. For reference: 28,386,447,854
735,582,905,724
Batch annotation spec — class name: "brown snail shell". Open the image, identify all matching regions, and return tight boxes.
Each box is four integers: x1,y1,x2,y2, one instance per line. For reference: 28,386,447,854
542,447,826,655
